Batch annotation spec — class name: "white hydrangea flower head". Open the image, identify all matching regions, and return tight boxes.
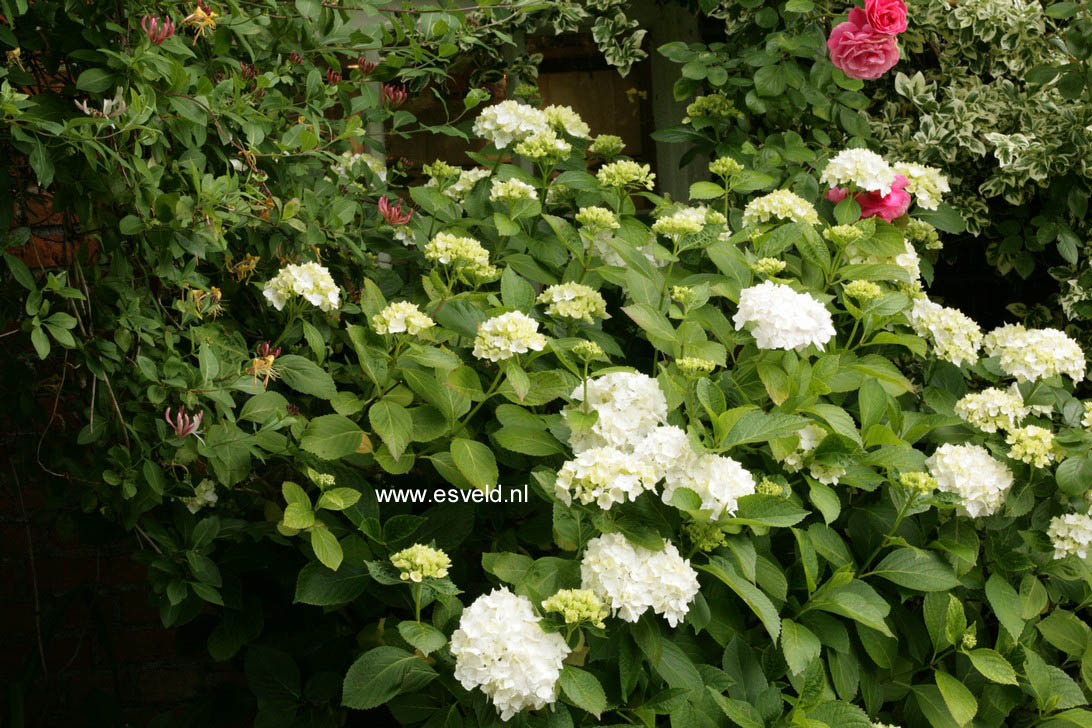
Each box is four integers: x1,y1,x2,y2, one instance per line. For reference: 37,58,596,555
263,261,341,312
429,167,492,201
808,462,846,485
565,372,668,452
389,543,451,582
490,178,539,203
554,446,660,509
982,324,1086,383
1047,513,1092,560
537,282,608,323
1083,401,1092,428
780,423,826,472
893,162,950,210
1005,425,1056,467
651,206,708,238
741,189,820,226
514,129,571,160
925,443,1014,518
662,453,756,518
451,587,570,721
371,301,435,336
424,232,498,282
733,281,836,352
954,387,1029,433
472,312,547,362
820,148,897,195
182,479,217,514
580,533,699,627
472,100,549,148
895,241,922,284
635,426,696,482
543,104,590,138
908,297,982,367
330,151,387,184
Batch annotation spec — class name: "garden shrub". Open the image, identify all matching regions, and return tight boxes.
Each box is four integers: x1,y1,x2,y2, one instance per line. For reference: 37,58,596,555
7,2,1092,728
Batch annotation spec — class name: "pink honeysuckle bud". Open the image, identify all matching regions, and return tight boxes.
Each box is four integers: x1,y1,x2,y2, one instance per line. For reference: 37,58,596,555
141,15,175,45
378,195,413,226
164,406,204,439
382,84,408,108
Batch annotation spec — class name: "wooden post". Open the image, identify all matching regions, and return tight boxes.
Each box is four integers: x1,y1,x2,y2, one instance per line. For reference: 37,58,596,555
631,0,705,203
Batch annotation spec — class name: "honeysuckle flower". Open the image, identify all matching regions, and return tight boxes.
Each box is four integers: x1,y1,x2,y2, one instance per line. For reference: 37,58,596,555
382,84,408,107
181,3,218,43
256,341,281,359
352,57,377,75
325,68,342,85
165,406,204,439
378,195,413,226
141,15,175,45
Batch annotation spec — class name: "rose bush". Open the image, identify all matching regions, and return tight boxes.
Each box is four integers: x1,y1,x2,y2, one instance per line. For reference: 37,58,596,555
6,2,1092,728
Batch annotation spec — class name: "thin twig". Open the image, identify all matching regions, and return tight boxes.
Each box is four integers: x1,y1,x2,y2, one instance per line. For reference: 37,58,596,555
11,461,47,679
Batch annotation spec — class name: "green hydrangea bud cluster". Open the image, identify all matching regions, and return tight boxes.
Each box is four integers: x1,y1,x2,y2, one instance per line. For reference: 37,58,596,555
573,340,606,362
575,206,620,232
906,218,942,250
710,156,744,179
824,224,865,247
542,588,609,628
671,286,697,307
961,632,977,649
423,160,459,184
684,521,728,552
677,357,716,378
752,258,787,276
515,129,572,160
390,543,451,582
684,93,740,122
588,134,625,158
596,160,655,190
756,478,787,497
898,471,937,494
845,280,884,301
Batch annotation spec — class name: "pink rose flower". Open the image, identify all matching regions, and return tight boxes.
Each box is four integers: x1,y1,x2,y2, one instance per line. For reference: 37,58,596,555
828,8,900,81
825,175,912,222
865,0,908,34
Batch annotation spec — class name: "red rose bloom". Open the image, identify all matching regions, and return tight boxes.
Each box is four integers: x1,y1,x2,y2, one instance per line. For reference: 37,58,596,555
827,7,900,81
865,0,908,34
